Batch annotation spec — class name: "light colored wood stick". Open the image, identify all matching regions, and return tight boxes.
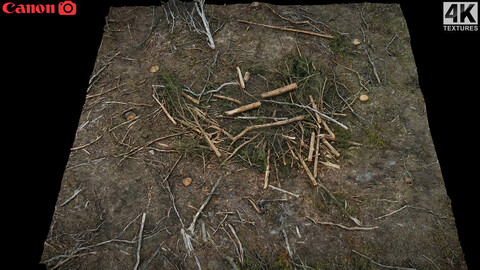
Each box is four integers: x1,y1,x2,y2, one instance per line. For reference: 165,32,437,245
260,82,297,98
322,138,340,157
233,115,305,142
263,148,271,189
152,93,177,125
238,20,334,39
225,101,261,116
134,213,147,270
221,134,260,165
313,132,320,177
187,175,222,233
320,160,340,169
309,95,322,127
181,91,200,105
268,184,300,198
236,66,245,89
295,149,318,186
213,94,242,105
190,109,222,157
308,217,378,231
321,120,335,140
307,131,315,162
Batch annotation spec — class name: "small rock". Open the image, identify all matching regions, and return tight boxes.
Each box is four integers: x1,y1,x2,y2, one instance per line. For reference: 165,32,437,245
404,176,413,184
150,65,160,73
359,94,369,102
148,150,155,155
251,2,259,7
182,177,192,187
353,38,362,46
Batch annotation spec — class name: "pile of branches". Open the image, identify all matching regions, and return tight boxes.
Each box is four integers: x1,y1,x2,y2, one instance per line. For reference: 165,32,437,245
152,54,362,190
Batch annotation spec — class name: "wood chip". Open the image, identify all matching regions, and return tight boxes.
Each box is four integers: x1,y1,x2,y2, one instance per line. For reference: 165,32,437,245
182,177,193,187
150,65,160,73
359,94,369,102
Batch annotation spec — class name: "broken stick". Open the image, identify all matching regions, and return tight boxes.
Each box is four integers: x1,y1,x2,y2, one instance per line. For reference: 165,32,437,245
236,66,245,89
233,115,305,142
181,91,200,105
152,93,177,125
238,20,334,39
224,101,261,116
213,94,242,105
307,131,315,162
295,149,318,186
263,148,271,189
260,82,297,98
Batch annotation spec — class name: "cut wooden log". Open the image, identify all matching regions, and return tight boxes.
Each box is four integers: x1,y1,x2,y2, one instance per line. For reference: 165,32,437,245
260,83,297,98
224,101,261,116
307,131,315,162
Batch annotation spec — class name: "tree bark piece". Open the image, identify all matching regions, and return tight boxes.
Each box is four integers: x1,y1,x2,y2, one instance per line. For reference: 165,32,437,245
260,83,298,98
225,101,261,116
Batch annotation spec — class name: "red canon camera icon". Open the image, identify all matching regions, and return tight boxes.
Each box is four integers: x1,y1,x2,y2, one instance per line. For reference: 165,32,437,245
58,1,76,15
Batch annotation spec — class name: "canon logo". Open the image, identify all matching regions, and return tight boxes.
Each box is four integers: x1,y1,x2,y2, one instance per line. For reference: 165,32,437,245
2,1,76,15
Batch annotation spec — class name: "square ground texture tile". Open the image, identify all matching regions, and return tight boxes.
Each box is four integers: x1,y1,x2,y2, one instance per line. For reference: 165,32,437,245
41,2,466,269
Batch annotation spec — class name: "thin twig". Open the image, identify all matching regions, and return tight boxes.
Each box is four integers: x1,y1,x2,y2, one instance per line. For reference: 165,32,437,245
133,213,147,270
351,249,416,270
238,20,334,39
268,185,300,198
187,175,223,233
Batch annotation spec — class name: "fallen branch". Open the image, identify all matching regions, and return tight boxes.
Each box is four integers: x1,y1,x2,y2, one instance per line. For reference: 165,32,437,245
181,91,200,104
225,101,261,116
152,91,177,125
227,223,244,264
352,249,416,270
307,131,315,162
133,213,147,270
295,149,318,186
268,184,300,198
308,217,378,231
187,175,223,233
221,134,260,165
60,187,83,207
260,82,297,98
236,66,245,89
238,20,334,39
261,99,348,130
263,148,271,189
322,138,340,157
233,115,305,142
213,94,242,104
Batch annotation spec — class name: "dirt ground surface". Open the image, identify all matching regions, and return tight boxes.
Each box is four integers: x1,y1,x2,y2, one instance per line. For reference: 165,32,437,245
41,2,466,269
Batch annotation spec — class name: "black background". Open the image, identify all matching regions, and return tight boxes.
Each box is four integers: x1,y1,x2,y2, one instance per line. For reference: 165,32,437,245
1,0,477,269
